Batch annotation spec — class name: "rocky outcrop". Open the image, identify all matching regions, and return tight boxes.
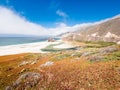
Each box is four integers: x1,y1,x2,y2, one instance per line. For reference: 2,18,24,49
99,45,119,54
6,72,41,90
40,61,54,67
47,38,55,42
62,15,120,43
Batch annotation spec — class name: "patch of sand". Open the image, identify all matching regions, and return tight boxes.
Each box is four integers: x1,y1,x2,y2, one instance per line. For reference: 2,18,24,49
0,41,60,56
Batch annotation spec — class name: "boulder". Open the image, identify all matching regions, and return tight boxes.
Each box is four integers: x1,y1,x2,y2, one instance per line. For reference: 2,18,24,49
5,86,12,90
40,61,54,67
47,38,55,42
18,61,29,67
81,52,92,57
11,72,41,89
99,46,118,54
31,60,37,65
88,55,104,61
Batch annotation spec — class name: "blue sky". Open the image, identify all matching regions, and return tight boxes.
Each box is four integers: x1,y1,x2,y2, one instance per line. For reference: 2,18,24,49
0,0,120,27
0,0,120,36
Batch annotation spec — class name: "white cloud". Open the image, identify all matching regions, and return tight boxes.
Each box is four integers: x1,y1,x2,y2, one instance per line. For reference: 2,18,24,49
0,6,72,36
55,22,67,27
56,10,68,18
48,22,93,35
0,6,119,36
0,6,49,36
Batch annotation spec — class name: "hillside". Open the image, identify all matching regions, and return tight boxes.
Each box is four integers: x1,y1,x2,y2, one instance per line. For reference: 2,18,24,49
0,41,120,90
62,15,120,43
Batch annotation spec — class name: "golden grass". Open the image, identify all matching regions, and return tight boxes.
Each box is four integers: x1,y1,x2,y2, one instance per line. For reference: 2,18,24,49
64,41,100,47
37,60,120,90
0,53,29,63
0,51,120,89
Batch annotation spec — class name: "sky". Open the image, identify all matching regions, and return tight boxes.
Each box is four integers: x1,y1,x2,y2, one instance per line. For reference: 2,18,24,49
0,0,120,36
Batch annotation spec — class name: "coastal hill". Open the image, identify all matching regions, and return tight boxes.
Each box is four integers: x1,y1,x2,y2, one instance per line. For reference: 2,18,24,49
0,39,120,89
62,15,120,43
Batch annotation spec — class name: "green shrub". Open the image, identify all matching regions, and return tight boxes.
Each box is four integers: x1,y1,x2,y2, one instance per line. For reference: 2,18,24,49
104,51,120,61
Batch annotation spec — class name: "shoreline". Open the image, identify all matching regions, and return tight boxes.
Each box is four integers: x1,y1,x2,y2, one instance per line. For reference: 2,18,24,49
0,40,74,56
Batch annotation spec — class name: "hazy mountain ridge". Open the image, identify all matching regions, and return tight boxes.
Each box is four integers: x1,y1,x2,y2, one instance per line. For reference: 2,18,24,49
62,15,120,43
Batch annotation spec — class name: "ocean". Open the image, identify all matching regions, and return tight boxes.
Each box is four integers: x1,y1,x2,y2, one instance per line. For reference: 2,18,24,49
0,37,57,46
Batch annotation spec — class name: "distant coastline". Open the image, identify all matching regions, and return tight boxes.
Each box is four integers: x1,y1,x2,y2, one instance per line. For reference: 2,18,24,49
0,38,74,56
0,37,59,46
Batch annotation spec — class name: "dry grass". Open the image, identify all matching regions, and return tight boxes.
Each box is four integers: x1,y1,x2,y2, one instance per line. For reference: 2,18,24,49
37,59,120,90
0,43,120,90
65,41,100,47
0,53,28,63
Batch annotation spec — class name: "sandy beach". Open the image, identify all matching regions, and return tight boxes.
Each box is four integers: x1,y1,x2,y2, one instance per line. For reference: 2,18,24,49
0,40,73,56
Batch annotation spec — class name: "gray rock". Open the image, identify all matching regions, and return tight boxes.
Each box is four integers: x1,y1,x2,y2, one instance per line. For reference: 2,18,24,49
81,52,92,57
88,55,104,61
71,53,76,57
5,86,13,90
99,46,118,54
18,61,29,67
31,60,37,65
13,72,41,89
40,61,54,67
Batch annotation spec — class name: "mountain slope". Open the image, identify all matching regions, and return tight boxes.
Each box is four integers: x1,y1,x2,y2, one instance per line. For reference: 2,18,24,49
62,15,120,43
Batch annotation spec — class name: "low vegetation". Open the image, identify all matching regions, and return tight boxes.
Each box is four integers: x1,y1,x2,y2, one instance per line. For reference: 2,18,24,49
84,41,116,47
41,43,77,52
0,41,120,90
104,51,120,61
